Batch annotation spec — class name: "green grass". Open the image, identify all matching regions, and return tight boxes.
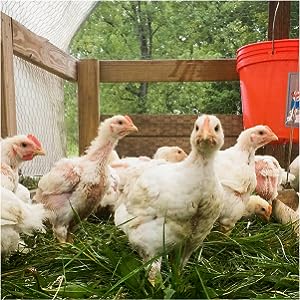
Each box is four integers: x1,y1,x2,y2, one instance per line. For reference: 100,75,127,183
1,217,299,299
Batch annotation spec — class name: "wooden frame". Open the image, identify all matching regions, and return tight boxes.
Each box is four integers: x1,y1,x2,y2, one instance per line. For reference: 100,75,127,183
1,13,17,137
0,2,293,152
12,18,78,82
99,59,238,82
78,60,100,154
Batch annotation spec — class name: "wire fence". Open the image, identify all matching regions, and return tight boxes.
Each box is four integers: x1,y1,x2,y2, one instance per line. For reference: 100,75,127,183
1,1,96,176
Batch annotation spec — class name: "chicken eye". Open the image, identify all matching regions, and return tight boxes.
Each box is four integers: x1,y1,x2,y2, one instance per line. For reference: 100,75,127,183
195,125,199,131
118,120,123,125
21,143,27,148
215,125,219,132
261,207,266,212
258,131,264,135
178,150,182,154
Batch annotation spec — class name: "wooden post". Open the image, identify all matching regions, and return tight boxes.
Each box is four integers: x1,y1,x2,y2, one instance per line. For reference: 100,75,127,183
77,59,99,154
268,1,291,40
1,13,17,137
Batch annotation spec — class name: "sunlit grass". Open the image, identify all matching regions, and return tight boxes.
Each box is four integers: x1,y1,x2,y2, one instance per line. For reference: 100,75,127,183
1,217,299,299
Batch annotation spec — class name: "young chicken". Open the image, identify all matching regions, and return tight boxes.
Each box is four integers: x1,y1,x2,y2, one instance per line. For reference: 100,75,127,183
98,145,189,217
15,183,32,204
1,187,46,256
254,155,283,203
1,134,45,192
97,146,186,218
215,125,278,233
153,146,187,162
33,115,137,243
108,150,120,164
114,114,224,283
243,195,272,221
96,157,163,218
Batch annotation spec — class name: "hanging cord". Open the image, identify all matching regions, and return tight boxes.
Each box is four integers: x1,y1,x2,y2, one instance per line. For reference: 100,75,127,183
271,1,280,54
286,127,294,186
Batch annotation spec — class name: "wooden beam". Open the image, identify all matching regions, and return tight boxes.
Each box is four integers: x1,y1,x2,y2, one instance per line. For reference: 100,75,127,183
268,1,291,40
78,59,99,154
1,13,17,137
99,59,239,83
10,14,77,81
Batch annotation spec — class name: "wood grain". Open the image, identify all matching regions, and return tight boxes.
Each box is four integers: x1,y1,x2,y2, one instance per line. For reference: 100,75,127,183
99,59,239,83
11,15,77,81
78,59,100,154
1,13,17,137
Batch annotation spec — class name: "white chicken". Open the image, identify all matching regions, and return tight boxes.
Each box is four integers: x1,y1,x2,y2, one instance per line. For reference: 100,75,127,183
215,125,278,233
289,155,299,191
111,156,151,168
153,146,187,162
108,150,120,164
254,155,283,203
96,157,165,218
33,115,138,243
15,183,32,204
1,187,46,256
98,146,187,216
114,114,224,283
1,134,45,192
98,158,164,214
243,195,272,221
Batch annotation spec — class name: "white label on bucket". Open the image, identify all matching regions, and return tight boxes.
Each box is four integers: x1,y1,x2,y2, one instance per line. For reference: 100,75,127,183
285,72,299,128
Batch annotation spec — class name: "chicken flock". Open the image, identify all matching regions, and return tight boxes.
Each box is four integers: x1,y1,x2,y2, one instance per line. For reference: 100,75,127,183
1,114,299,283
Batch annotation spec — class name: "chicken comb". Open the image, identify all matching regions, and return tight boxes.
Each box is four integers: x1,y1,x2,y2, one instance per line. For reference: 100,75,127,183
124,115,133,124
27,134,42,148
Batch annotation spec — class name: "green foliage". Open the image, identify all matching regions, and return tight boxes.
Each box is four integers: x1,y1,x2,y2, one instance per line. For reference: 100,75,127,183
64,1,299,153
64,81,78,156
19,175,40,190
2,218,299,299
66,1,271,118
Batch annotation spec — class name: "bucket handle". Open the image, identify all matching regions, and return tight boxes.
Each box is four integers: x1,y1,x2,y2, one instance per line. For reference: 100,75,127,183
271,1,280,55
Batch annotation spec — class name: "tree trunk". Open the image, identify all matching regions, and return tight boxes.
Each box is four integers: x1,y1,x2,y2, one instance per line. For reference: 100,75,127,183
130,1,153,112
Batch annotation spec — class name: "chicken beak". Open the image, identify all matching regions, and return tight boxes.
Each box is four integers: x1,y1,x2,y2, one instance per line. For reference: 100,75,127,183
265,127,278,143
261,206,272,221
127,124,138,133
268,132,278,142
198,117,215,144
34,147,46,156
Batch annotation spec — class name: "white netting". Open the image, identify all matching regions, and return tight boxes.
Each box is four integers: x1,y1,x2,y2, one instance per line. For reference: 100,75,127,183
1,1,96,176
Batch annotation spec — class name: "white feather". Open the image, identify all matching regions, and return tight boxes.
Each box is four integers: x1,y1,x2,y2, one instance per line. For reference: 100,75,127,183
1,187,46,256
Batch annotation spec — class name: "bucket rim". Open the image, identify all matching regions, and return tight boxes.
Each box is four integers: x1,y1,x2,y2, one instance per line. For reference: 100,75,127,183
236,39,299,55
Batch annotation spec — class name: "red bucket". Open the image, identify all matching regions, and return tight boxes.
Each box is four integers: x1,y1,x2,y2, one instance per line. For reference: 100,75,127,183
236,39,299,143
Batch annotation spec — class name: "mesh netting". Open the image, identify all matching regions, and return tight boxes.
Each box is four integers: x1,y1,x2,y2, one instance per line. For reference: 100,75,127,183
1,1,96,176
